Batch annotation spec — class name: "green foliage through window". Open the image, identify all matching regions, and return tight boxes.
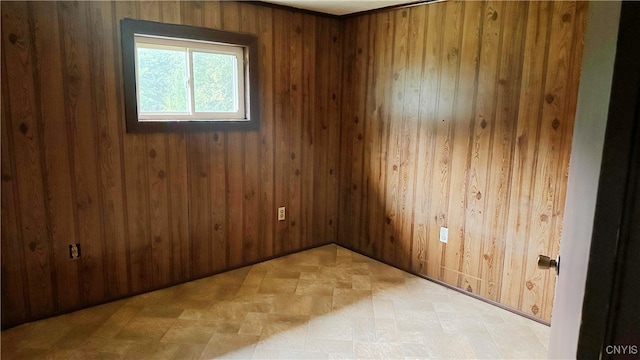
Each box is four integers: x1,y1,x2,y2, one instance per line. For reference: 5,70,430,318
137,47,188,113
120,18,260,133
193,52,237,113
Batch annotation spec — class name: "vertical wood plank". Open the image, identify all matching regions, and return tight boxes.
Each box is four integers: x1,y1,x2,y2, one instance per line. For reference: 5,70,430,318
209,128,229,273
326,19,342,243
139,0,172,287
479,1,527,301
181,1,211,278
358,15,375,254
58,0,108,302
338,17,355,248
313,17,329,247
273,8,290,254
111,1,134,295
87,0,130,298
161,0,190,282
382,9,406,266
500,1,551,310
202,1,228,273
465,0,502,299
239,2,260,264
257,5,275,257
427,1,462,281
221,1,245,267
411,4,439,275
339,17,369,252
3,1,56,318
288,11,303,252
369,12,394,259
1,56,29,325
115,1,151,293
443,0,479,288
448,0,481,292
300,13,317,249
417,4,445,277
30,1,81,310
360,14,377,256
397,6,427,271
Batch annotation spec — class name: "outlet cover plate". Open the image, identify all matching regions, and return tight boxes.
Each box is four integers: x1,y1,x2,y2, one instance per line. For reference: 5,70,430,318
440,227,448,243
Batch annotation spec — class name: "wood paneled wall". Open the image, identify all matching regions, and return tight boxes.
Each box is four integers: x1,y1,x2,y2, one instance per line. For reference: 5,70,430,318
1,1,342,328
2,0,588,327
338,0,587,321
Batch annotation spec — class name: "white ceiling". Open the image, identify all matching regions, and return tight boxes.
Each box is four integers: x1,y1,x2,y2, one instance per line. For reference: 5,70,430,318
262,0,421,16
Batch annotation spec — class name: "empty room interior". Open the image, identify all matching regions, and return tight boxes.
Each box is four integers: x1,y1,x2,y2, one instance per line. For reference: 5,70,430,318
2,0,636,359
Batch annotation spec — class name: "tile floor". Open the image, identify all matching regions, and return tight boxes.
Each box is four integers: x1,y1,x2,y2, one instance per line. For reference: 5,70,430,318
1,244,550,359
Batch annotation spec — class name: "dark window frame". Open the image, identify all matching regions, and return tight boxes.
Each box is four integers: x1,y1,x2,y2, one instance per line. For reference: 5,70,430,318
120,18,260,133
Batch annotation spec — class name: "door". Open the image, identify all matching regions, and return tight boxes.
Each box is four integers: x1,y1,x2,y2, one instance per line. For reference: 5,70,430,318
547,1,640,357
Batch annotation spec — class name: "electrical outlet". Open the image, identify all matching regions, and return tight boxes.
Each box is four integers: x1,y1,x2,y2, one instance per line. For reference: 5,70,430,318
278,207,286,221
439,227,448,243
69,244,81,259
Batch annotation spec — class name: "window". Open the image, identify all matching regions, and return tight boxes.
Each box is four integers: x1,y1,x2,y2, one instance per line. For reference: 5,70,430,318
120,19,259,133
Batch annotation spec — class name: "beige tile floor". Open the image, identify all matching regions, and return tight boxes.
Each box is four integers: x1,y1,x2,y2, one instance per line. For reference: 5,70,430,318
1,244,550,359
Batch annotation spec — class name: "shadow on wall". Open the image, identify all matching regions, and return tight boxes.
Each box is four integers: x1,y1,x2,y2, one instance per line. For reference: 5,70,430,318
336,0,587,323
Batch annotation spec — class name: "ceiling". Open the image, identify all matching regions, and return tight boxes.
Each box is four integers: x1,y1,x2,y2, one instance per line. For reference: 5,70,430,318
261,0,422,16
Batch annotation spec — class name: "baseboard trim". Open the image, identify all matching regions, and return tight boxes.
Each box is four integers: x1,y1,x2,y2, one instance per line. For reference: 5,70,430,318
334,242,551,327
2,242,334,330
3,241,550,330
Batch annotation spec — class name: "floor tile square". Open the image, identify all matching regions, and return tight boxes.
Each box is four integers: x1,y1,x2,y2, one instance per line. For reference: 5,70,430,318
115,317,176,341
201,333,259,359
258,278,299,294
354,341,404,359
308,317,353,341
160,319,218,345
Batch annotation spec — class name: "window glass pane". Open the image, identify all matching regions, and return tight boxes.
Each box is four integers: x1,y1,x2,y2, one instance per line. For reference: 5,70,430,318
137,47,188,113
192,51,237,113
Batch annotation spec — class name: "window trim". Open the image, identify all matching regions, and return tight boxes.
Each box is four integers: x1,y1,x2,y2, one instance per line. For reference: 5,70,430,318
120,18,260,133
134,35,245,119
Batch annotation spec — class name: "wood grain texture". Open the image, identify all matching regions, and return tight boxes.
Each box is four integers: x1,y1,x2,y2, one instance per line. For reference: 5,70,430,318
1,1,342,328
257,5,275,258
301,13,316,250
31,1,81,311
452,0,481,293
397,6,426,276
1,52,29,325
87,1,130,298
139,0,172,290
273,8,290,255
239,2,261,264
58,0,108,304
221,1,245,268
160,0,190,283
312,17,329,247
2,1,56,319
201,0,228,274
326,19,342,243
116,0,153,295
2,0,586,327
338,0,587,321
288,10,303,252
